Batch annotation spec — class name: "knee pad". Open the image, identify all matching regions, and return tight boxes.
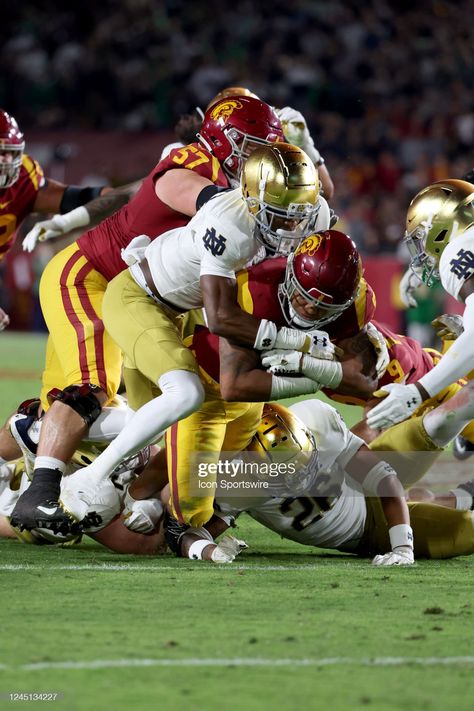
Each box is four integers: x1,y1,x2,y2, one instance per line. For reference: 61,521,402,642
47,384,102,426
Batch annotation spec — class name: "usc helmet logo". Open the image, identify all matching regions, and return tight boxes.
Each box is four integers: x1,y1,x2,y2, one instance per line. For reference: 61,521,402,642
210,99,244,122
295,234,324,257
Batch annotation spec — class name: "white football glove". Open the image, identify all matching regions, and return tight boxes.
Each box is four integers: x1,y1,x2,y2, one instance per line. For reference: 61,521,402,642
372,547,415,566
366,383,422,430
277,106,323,166
211,535,248,564
261,349,302,374
365,322,390,378
0,307,10,331
431,313,464,340
305,329,339,360
22,206,90,252
399,267,422,308
122,494,163,534
261,348,342,388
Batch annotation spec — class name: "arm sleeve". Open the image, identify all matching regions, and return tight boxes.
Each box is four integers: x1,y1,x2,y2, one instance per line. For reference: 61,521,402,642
419,292,474,397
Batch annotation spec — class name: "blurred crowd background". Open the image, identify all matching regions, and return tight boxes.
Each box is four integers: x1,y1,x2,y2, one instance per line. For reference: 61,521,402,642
0,0,473,335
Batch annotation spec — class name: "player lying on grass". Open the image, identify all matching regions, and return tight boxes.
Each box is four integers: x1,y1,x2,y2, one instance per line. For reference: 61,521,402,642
0,398,244,560
177,398,474,564
0,396,166,553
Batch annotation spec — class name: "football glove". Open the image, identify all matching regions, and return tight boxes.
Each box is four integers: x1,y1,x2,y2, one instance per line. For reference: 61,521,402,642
365,322,390,378
122,493,163,534
366,383,422,429
22,206,90,252
211,535,248,564
399,267,422,308
431,313,464,341
372,547,415,566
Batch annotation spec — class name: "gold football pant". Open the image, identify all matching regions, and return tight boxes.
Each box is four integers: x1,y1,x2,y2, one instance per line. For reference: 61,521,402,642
123,357,263,528
358,498,474,559
39,242,122,409
368,415,442,487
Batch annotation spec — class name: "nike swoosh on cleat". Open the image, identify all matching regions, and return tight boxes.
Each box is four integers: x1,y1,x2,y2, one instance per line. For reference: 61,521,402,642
36,506,59,515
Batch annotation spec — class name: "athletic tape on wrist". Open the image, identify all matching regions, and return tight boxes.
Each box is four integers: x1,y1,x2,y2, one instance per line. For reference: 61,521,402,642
389,524,414,550
188,539,213,560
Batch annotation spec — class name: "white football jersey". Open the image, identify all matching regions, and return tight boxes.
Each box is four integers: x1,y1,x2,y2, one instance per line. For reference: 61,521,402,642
439,225,474,300
215,399,368,552
144,188,259,310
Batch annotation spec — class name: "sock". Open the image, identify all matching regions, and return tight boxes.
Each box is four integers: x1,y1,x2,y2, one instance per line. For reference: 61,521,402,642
31,456,67,497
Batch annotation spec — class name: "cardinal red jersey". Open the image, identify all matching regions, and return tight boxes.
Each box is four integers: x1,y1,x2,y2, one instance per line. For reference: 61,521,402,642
323,320,436,406
0,154,44,259
189,256,376,383
375,321,435,388
77,143,229,281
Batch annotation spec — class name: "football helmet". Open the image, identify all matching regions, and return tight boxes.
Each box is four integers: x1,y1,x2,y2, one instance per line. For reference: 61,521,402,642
279,230,362,329
241,142,319,254
0,109,25,188
246,402,319,496
405,179,474,286
206,86,259,111
197,95,284,185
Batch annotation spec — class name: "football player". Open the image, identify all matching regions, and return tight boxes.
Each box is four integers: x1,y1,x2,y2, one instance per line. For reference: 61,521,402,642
0,108,134,329
182,399,474,564
10,96,286,532
159,85,335,199
56,144,333,531
367,180,474,430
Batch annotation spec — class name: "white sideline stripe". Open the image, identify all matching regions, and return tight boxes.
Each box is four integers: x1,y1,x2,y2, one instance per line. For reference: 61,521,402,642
1,657,473,672
0,563,324,572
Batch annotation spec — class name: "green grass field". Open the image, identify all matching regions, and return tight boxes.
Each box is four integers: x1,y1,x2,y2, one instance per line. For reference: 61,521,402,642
0,333,473,711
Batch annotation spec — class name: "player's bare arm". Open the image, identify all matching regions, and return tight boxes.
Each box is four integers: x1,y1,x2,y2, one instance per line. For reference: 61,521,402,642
155,168,214,216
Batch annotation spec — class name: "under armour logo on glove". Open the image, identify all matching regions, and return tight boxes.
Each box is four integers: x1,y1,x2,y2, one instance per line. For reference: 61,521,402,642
305,329,337,360
366,383,423,430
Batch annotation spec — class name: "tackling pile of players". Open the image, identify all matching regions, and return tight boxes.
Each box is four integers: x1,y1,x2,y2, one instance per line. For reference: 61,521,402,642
1,88,474,567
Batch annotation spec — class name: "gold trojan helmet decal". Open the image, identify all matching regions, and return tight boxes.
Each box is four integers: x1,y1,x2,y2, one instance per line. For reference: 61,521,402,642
210,99,244,122
295,234,324,257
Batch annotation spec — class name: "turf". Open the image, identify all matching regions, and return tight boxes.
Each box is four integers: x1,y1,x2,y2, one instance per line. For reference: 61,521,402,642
0,333,473,711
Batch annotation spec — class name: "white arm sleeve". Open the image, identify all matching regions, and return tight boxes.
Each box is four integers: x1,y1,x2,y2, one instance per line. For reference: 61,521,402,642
419,292,474,397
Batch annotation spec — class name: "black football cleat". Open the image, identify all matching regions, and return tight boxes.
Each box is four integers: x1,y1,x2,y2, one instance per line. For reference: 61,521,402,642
452,435,474,461
10,478,62,531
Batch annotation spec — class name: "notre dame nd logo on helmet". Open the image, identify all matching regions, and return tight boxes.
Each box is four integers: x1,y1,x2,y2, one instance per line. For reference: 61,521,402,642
295,234,323,257
210,99,244,122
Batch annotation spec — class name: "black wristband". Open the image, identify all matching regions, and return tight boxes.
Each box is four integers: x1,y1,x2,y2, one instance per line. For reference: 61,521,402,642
196,185,230,211
60,185,104,214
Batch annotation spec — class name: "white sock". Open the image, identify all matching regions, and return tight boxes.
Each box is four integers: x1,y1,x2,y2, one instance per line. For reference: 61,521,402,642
34,456,67,474
82,370,204,483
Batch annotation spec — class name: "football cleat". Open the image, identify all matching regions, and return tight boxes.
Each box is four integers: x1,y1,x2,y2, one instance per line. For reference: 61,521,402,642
9,411,41,458
452,435,474,460
10,497,82,538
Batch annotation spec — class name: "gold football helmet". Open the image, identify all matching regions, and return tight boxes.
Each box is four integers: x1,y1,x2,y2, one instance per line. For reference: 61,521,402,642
246,403,319,495
241,142,319,254
405,179,474,285
206,86,259,111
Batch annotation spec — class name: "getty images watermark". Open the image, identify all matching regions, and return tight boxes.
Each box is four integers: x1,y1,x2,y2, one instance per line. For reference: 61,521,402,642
189,449,471,499
189,450,322,498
